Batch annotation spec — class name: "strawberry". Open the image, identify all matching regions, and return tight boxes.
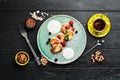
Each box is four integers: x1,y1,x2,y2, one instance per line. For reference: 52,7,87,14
69,20,74,27
72,27,75,31
57,35,61,40
67,24,71,29
61,41,66,47
50,48,54,53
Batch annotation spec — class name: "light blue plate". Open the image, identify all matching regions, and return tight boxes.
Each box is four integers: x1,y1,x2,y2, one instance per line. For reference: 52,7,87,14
37,15,87,64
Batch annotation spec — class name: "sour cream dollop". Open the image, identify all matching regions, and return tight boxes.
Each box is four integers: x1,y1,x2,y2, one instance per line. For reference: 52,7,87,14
47,20,61,34
62,48,74,59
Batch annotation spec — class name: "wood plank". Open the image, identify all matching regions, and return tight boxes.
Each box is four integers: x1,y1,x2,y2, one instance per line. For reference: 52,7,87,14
0,26,119,49
0,0,120,11
0,0,120,80
0,11,120,31
0,49,120,68
0,11,120,69
1,67,120,80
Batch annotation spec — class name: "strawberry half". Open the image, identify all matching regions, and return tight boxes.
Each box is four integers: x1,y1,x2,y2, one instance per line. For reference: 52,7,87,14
50,48,54,53
71,27,75,31
67,24,71,29
69,20,74,27
57,35,61,40
61,41,66,47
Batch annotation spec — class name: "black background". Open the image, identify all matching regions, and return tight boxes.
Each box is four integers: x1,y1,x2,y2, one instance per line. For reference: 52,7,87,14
0,0,120,80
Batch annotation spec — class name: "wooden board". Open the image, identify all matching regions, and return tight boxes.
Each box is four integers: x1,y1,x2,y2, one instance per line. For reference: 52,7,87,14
0,0,120,80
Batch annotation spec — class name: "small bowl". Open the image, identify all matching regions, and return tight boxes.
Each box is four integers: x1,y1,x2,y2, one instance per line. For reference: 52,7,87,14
25,17,37,29
15,51,30,66
93,19,106,33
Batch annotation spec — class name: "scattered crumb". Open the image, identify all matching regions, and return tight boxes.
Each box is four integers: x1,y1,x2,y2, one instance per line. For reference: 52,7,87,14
29,10,49,21
30,11,44,21
36,10,40,14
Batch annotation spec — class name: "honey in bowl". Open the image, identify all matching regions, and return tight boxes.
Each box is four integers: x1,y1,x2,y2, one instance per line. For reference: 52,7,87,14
93,19,106,32
15,51,29,66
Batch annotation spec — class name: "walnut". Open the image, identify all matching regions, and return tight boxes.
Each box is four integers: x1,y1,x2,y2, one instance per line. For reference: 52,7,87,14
95,51,101,56
91,54,95,63
91,51,104,63
40,56,48,66
98,55,104,62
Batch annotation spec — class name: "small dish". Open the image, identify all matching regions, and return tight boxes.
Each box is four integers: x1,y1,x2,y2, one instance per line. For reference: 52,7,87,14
15,51,29,66
87,13,111,38
25,17,37,29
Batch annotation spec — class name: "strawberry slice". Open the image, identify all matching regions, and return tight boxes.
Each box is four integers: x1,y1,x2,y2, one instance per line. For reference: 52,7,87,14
61,41,66,47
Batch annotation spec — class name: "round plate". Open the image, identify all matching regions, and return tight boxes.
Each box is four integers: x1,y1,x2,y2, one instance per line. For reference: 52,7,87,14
37,15,87,64
87,13,111,38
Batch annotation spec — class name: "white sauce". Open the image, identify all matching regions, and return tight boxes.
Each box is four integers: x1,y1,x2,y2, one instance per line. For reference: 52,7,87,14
47,20,61,34
62,47,74,59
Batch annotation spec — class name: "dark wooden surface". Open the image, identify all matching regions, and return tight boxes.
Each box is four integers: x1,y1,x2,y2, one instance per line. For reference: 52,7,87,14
0,0,120,80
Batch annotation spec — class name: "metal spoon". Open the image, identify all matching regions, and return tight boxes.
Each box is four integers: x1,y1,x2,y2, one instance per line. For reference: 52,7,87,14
82,40,105,56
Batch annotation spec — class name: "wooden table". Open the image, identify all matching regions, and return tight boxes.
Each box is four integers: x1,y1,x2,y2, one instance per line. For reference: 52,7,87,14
0,0,120,80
